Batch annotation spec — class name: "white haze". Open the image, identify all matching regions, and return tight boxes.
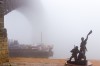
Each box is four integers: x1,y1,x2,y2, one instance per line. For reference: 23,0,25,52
4,0,100,59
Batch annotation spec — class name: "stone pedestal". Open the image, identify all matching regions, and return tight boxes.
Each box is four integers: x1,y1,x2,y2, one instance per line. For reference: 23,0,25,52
65,61,92,66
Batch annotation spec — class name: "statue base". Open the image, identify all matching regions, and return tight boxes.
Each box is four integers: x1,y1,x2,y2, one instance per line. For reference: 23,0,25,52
65,60,92,66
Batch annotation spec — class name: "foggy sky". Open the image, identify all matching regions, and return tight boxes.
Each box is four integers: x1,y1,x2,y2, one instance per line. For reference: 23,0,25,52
4,0,100,59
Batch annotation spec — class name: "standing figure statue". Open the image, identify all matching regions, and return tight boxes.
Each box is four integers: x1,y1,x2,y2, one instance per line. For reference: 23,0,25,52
80,30,92,55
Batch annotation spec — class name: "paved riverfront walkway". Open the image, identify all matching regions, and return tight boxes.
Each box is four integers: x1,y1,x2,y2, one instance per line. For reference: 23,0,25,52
9,58,65,66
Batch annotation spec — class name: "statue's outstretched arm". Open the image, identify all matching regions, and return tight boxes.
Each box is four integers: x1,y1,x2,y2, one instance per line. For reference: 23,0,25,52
85,35,88,41
85,30,92,41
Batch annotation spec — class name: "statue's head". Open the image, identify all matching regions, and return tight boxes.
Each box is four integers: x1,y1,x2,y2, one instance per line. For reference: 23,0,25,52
75,46,78,49
81,37,84,41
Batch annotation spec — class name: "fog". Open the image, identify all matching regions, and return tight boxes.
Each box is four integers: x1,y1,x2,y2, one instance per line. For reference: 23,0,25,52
4,0,100,59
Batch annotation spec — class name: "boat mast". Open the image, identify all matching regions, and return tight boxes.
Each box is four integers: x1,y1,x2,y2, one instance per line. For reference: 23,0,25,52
41,32,42,44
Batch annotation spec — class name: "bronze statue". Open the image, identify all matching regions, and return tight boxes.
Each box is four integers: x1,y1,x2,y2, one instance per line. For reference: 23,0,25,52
69,46,79,62
80,30,92,55
66,30,92,65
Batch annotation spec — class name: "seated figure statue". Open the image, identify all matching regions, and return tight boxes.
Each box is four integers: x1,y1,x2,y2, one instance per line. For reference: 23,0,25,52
69,46,79,62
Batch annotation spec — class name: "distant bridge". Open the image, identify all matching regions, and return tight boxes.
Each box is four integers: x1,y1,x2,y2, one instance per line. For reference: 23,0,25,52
1,0,43,23
0,0,43,65
0,0,28,15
